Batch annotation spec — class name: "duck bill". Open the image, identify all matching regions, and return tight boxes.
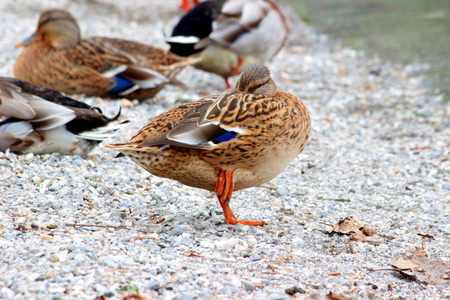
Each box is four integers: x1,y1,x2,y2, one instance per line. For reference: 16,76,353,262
15,31,43,48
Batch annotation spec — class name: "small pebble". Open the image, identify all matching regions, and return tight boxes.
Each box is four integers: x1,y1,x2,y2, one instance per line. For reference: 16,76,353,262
147,281,161,291
49,254,59,262
242,280,255,291
276,187,289,196
269,293,289,300
172,225,184,236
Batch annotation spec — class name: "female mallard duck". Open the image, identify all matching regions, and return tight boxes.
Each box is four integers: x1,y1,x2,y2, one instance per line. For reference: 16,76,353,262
0,77,128,155
14,9,199,101
107,65,311,225
167,0,289,89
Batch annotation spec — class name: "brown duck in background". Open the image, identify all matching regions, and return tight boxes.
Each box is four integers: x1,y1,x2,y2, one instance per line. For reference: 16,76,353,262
107,65,311,225
14,9,200,101
0,77,128,155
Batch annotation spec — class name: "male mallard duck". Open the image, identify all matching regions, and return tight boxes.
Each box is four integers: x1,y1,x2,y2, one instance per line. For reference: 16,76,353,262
14,9,199,101
167,0,289,89
107,65,311,225
0,77,128,155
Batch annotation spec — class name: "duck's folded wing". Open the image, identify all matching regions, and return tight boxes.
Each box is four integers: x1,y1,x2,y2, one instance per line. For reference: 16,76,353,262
137,95,246,150
0,79,36,119
28,98,75,130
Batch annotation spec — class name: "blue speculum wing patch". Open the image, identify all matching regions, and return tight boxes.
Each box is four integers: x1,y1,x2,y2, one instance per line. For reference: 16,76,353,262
108,76,134,93
212,131,237,144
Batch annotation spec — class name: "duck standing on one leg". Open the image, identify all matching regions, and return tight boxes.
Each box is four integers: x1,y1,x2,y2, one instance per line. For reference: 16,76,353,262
14,9,199,101
167,0,289,89
0,77,128,156
107,65,311,225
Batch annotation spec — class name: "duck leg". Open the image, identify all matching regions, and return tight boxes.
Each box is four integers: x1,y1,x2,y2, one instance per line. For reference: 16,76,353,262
180,0,192,11
224,57,244,89
215,168,268,226
224,77,232,90
230,57,244,76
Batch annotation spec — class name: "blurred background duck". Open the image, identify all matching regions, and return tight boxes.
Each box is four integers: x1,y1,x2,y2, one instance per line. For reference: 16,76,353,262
0,77,128,155
107,65,311,225
167,0,289,89
14,9,199,102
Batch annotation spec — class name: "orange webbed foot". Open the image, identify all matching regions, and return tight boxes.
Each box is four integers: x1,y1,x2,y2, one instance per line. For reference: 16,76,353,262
219,201,268,226
215,168,268,226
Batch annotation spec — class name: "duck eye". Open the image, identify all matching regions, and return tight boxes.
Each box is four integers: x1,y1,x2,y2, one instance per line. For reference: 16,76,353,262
248,83,264,93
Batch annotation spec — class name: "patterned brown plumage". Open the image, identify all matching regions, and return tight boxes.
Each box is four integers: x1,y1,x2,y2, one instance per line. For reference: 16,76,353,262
107,65,311,225
14,9,199,101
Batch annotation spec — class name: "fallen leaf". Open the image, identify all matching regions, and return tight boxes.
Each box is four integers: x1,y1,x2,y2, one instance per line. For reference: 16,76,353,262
392,254,450,285
350,230,368,242
333,216,376,236
392,257,420,271
331,216,378,242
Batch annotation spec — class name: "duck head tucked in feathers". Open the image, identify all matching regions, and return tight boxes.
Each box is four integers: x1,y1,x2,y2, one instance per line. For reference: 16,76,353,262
107,65,311,225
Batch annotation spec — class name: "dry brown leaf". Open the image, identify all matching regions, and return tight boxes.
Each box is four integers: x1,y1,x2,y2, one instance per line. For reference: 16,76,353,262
392,257,420,271
350,230,367,242
392,254,450,285
333,216,376,235
331,216,378,242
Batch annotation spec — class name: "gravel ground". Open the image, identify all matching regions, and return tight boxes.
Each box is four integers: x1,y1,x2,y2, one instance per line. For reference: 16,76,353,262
1,0,449,299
